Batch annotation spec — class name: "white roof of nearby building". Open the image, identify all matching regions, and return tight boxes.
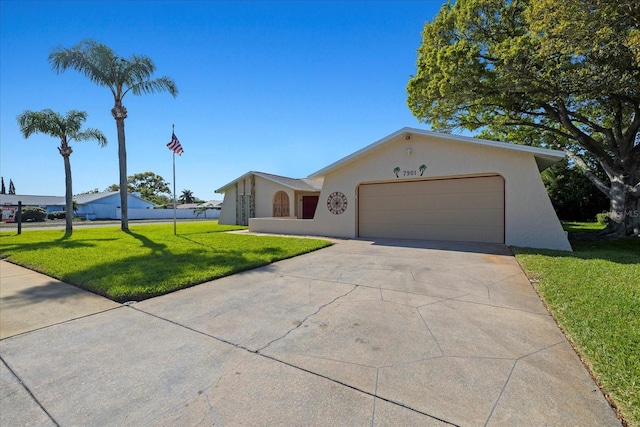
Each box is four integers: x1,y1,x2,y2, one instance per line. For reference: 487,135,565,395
177,201,222,209
0,191,155,206
0,194,65,206
215,171,323,194
308,127,565,178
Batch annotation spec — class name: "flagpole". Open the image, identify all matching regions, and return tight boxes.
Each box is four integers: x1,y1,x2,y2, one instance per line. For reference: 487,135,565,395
172,124,177,236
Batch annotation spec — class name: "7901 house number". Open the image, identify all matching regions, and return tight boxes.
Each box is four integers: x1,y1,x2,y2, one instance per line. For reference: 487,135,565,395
393,164,427,178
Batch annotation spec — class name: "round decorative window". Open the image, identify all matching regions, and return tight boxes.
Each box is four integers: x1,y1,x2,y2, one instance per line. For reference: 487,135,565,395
327,191,348,215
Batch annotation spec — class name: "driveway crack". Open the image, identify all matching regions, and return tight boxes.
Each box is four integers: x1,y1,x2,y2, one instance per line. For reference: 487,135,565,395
256,284,358,353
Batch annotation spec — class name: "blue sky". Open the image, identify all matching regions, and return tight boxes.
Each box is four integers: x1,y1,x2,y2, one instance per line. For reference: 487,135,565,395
1,0,447,201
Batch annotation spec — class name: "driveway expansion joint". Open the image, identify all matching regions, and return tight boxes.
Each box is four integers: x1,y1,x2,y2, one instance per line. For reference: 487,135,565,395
255,284,359,353
1,356,60,427
258,352,460,427
132,304,460,426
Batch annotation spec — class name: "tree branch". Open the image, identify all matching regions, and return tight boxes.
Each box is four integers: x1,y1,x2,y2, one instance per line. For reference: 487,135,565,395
553,99,613,163
564,151,611,197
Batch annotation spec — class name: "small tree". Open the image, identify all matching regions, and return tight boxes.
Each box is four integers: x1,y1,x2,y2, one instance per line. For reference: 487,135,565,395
179,189,195,204
127,171,171,205
1,177,5,194
8,179,15,195
17,109,107,234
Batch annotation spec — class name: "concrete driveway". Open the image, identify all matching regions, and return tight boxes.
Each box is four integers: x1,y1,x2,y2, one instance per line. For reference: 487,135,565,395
0,239,621,426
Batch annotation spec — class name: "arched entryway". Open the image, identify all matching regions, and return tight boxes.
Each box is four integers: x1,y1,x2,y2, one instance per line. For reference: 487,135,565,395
273,191,290,217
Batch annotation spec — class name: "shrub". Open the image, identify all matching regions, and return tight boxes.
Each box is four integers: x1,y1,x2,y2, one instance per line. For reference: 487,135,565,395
596,212,610,225
47,211,66,220
21,206,47,222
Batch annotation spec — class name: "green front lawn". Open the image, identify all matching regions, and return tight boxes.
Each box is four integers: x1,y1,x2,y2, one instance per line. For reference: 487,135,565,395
0,222,332,302
513,238,640,426
561,221,606,234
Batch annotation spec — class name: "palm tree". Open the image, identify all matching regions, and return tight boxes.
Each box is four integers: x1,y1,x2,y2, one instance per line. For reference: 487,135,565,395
17,109,107,234
49,40,178,232
179,189,195,204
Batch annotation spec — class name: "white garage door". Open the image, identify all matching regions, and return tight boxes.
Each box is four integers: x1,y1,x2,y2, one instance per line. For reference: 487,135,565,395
358,175,504,243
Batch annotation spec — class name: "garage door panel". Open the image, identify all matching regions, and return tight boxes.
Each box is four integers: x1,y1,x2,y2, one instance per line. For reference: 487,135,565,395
358,176,504,243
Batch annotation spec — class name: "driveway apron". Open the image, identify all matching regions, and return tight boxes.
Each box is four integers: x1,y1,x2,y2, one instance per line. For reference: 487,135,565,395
0,239,621,426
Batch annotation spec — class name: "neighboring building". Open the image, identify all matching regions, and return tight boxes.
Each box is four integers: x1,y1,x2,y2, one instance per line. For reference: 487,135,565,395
216,127,572,251
0,191,155,220
175,200,223,210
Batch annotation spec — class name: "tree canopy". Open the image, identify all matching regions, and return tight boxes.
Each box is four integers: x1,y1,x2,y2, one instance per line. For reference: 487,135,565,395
407,0,640,235
107,172,172,205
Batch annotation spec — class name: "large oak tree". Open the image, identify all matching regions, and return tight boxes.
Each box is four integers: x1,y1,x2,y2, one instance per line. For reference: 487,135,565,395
407,0,640,236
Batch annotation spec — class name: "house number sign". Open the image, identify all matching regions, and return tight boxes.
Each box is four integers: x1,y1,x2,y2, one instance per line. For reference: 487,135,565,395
327,192,348,214
393,164,427,178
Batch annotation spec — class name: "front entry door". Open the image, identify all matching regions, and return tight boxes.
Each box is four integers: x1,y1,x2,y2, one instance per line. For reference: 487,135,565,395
302,196,319,219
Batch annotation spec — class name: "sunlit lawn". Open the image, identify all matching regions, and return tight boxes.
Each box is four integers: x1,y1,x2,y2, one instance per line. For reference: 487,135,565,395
0,222,332,302
514,227,639,426
561,221,606,234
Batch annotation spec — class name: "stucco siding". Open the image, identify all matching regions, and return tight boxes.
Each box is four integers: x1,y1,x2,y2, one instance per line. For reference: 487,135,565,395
218,174,295,225
221,130,570,250
218,186,237,225
249,133,570,250
254,177,294,218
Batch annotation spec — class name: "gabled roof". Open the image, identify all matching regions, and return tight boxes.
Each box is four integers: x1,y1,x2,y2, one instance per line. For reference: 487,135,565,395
73,191,119,204
0,194,65,206
308,127,565,178
215,171,323,194
73,191,155,206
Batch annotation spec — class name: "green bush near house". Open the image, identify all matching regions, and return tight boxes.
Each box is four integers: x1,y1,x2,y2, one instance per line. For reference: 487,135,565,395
47,211,66,220
514,232,639,426
21,206,47,222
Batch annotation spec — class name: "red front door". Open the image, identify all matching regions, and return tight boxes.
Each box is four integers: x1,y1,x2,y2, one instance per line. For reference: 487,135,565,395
302,196,319,219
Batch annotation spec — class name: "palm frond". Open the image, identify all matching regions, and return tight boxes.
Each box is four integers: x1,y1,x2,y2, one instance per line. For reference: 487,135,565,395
74,128,108,147
49,39,116,90
130,76,179,97
17,109,65,139
17,108,107,148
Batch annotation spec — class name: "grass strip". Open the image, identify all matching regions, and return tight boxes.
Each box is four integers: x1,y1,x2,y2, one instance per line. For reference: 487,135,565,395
513,237,639,426
562,221,606,234
0,222,332,302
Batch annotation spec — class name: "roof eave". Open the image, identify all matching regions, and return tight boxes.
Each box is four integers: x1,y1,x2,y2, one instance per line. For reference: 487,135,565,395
308,127,565,177
216,171,323,194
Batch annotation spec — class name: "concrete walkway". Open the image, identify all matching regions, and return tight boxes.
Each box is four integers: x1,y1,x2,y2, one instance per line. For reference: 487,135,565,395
0,239,621,426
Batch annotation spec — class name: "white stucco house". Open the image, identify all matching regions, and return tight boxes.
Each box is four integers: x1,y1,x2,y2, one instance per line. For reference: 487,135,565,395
215,128,572,251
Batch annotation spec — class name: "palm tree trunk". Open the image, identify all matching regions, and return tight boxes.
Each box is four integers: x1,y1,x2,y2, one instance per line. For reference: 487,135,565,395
113,103,128,232
61,147,73,234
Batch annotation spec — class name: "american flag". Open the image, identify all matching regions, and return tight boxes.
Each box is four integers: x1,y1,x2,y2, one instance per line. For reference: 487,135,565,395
167,133,184,155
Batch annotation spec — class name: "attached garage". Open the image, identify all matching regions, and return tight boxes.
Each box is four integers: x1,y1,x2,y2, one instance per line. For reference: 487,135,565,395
218,127,572,251
358,175,504,243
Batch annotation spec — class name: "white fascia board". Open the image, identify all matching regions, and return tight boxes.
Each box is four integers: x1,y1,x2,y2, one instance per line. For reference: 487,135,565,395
308,127,565,178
